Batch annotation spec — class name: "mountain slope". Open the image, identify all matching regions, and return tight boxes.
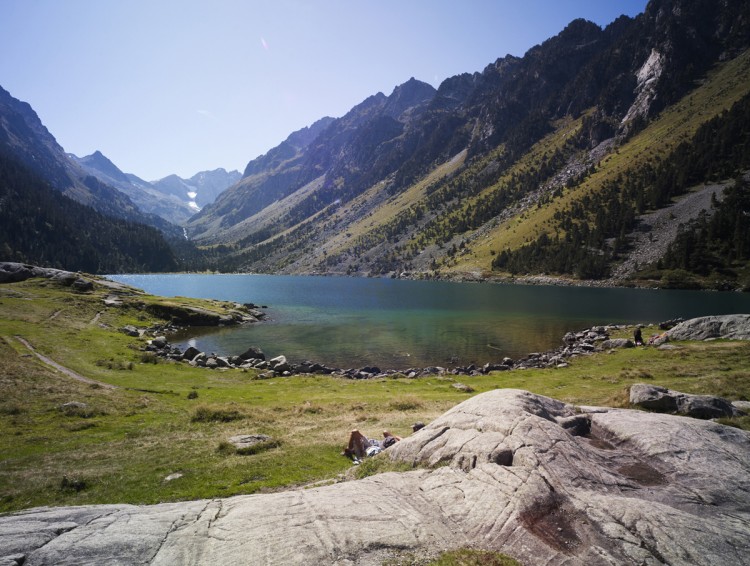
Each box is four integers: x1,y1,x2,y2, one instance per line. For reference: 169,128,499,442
185,79,436,244
0,150,178,273
71,151,197,225
151,168,241,211
0,86,172,231
184,0,750,288
0,88,210,272
71,151,241,225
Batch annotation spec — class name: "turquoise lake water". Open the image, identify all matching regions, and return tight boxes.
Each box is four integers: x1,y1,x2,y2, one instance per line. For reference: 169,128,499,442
108,274,750,369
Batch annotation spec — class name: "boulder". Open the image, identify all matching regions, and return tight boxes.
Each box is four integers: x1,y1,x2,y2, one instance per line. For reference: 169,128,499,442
71,278,94,292
181,346,201,361
599,338,634,349
666,314,750,341
2,390,749,566
679,394,738,419
238,346,265,361
629,384,678,412
269,355,290,373
483,362,509,372
228,434,272,449
214,357,231,369
228,434,278,455
120,325,140,337
630,383,739,418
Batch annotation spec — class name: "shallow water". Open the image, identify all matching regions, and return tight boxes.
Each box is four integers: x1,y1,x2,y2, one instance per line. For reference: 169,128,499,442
109,274,750,369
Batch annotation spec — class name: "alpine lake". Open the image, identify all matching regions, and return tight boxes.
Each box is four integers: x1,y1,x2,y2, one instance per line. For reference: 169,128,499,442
109,274,750,370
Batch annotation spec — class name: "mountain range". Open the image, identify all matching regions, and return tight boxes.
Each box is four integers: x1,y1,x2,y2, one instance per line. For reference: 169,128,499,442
70,150,240,225
179,0,750,288
2,0,750,286
0,83,238,271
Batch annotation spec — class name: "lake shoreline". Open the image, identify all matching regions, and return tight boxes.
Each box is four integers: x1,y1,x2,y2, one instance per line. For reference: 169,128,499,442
168,269,748,293
148,319,662,378
113,272,750,371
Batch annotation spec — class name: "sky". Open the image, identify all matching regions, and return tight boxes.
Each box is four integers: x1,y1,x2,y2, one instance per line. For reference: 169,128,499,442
0,0,648,181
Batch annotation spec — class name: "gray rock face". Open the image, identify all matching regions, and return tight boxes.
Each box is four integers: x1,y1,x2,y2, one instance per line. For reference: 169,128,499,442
630,383,740,418
0,263,93,291
2,390,749,565
666,314,750,341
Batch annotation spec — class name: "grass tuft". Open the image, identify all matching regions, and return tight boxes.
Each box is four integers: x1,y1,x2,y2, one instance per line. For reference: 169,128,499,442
139,352,161,364
389,396,425,411
383,548,521,566
235,438,280,456
191,405,245,423
59,476,89,493
352,455,416,480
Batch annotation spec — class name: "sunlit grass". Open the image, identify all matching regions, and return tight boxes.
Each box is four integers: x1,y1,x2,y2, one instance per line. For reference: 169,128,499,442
1,278,749,514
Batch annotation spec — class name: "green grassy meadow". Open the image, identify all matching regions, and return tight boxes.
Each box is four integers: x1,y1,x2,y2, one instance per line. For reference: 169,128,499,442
1,276,749,515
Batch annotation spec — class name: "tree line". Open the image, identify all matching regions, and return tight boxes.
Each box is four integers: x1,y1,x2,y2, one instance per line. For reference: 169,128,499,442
0,151,179,273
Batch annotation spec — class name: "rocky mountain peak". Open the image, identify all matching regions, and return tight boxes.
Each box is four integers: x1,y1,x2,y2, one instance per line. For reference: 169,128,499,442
382,77,436,121
284,116,336,151
76,150,131,185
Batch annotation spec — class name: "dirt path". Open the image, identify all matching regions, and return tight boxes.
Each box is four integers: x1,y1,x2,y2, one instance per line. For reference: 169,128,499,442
15,335,116,389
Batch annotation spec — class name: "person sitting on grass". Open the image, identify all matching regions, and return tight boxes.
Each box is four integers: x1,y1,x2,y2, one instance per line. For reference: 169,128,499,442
342,429,401,461
634,327,644,346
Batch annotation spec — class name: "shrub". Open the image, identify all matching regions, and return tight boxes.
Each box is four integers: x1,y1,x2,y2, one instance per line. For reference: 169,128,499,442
191,406,244,423
389,396,424,411
59,476,88,492
140,352,160,364
58,402,104,419
427,548,521,566
297,401,324,414
0,404,24,416
216,438,280,456
65,421,97,432
216,441,236,455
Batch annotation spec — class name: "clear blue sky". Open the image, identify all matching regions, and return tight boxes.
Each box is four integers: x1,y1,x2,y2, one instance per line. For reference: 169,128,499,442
0,0,648,181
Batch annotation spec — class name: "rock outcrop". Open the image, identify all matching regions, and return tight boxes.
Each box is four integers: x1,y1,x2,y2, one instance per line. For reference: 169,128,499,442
630,383,742,418
665,314,750,341
0,262,93,290
2,389,748,565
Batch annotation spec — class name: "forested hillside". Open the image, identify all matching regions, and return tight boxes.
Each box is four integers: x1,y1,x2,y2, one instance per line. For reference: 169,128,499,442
493,88,750,282
0,152,178,273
